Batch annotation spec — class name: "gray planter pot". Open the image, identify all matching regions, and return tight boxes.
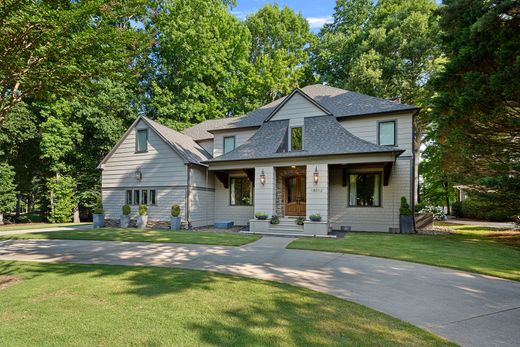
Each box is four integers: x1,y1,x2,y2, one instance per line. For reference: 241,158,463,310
137,215,148,229
93,214,105,228
120,215,130,228
170,216,181,230
400,215,413,234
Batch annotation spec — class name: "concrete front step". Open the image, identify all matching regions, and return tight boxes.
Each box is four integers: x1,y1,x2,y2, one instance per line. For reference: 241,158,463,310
241,231,336,238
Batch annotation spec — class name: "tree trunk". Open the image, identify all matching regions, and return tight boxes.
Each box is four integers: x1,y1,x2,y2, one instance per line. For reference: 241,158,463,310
73,205,80,223
16,193,21,217
0,213,3,225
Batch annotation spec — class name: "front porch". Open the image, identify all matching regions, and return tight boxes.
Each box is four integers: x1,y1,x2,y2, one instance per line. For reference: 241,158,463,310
210,153,404,234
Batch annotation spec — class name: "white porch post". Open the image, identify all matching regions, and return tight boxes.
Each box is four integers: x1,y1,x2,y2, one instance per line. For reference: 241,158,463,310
254,166,275,217
306,163,329,220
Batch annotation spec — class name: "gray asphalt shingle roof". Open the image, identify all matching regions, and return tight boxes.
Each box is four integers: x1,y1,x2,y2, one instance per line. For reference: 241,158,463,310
207,115,403,162
182,84,418,138
142,117,212,165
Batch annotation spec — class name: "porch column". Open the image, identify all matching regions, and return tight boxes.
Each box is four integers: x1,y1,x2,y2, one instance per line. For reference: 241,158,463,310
306,164,328,220
254,166,275,217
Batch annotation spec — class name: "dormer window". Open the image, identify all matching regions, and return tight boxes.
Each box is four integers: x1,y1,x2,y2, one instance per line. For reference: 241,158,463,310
290,127,302,151
136,129,148,153
223,136,235,154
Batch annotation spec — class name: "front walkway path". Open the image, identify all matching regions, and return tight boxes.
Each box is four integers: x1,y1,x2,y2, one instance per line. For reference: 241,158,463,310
1,235,519,347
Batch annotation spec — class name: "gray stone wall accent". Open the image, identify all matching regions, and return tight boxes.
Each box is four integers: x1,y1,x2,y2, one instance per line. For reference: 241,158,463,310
275,167,306,216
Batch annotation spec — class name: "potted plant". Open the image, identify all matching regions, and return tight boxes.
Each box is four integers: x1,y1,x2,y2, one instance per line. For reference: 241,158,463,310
255,212,268,220
309,213,321,222
399,196,413,234
170,204,181,230
295,216,305,225
120,204,131,228
137,204,148,229
92,204,105,228
270,215,280,224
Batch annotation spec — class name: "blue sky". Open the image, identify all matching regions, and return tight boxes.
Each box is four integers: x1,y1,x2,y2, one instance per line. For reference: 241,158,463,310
231,0,337,31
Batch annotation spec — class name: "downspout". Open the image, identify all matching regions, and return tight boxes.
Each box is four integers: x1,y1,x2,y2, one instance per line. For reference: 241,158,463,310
411,112,417,233
186,163,192,229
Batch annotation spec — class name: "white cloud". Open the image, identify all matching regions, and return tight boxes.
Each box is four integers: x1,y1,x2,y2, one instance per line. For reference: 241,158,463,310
306,16,332,29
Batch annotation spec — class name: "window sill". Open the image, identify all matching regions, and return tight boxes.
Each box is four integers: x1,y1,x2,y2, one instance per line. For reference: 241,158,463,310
135,150,148,154
347,206,383,208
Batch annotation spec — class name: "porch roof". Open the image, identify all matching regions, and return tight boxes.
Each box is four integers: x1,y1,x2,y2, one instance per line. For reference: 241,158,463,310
205,115,404,163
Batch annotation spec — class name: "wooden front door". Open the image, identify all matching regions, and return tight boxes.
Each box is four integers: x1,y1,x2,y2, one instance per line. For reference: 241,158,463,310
285,175,306,216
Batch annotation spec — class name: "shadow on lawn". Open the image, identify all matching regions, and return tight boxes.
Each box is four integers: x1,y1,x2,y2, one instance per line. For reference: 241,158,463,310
0,260,217,297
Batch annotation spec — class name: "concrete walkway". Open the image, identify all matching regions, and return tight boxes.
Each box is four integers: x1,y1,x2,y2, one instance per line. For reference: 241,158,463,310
1,235,519,347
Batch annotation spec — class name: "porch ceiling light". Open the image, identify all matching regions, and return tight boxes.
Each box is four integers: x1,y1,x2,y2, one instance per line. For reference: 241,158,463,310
260,170,266,185
313,166,319,184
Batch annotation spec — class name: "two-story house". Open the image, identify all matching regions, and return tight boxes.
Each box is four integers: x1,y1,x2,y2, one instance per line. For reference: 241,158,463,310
98,84,418,234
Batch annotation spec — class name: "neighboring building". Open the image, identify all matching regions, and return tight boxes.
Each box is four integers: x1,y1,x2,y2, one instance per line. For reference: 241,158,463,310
98,84,419,234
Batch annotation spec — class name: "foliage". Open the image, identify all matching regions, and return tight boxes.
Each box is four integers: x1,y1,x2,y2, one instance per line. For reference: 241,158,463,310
451,201,463,218
171,204,180,217
255,212,268,220
418,206,446,221
461,199,512,222
414,202,427,213
138,204,147,216
145,0,253,129
427,0,520,213
122,204,131,216
399,197,412,216
296,216,305,225
513,216,520,228
309,213,321,221
0,0,147,125
313,0,443,104
245,4,316,103
47,176,76,223
0,163,17,214
270,215,280,225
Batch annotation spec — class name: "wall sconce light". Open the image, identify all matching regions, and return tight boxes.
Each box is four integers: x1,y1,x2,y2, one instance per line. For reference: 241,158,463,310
135,167,143,182
260,170,266,185
313,166,319,184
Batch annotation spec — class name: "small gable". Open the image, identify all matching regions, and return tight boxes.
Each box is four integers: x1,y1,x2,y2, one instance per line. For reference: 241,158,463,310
268,90,329,124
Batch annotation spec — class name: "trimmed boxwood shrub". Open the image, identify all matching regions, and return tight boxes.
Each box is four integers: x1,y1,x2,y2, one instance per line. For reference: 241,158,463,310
122,204,131,215
138,204,147,216
171,204,181,217
399,197,412,216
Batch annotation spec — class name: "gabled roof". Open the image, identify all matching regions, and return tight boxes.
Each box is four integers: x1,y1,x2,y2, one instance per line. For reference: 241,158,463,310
98,116,211,169
194,84,418,134
263,88,332,122
207,115,404,163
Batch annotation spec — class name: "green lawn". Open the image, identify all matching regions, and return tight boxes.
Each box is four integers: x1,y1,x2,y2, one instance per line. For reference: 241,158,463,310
0,223,88,232
0,227,260,246
0,261,453,347
288,225,520,281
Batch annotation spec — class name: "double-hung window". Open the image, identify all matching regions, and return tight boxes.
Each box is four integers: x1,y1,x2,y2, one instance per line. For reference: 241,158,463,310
223,136,235,154
348,173,382,207
378,121,396,146
230,177,252,206
136,129,148,152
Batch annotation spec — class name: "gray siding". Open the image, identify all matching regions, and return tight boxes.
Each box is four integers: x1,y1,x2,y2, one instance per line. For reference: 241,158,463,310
270,92,327,123
214,172,254,225
213,129,256,158
339,113,414,156
329,159,411,232
197,139,213,156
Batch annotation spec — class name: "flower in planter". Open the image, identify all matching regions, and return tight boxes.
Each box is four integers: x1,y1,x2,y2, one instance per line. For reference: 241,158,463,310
270,215,280,224
295,216,305,225
255,212,268,220
309,213,321,222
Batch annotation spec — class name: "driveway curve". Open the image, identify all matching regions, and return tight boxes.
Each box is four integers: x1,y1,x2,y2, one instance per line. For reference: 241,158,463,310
1,236,519,347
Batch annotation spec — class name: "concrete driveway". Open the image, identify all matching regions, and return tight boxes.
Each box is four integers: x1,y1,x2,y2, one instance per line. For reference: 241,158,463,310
0,235,519,347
